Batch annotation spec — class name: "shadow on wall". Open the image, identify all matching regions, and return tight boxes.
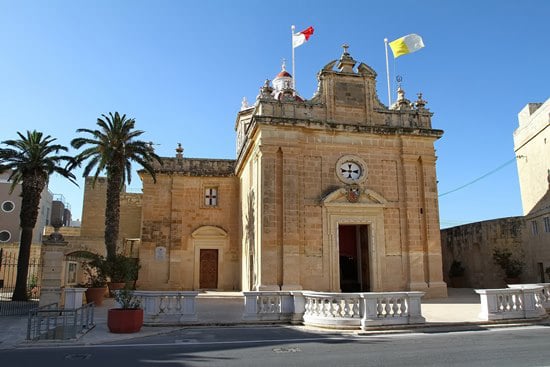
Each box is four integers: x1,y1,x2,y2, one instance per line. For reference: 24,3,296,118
441,217,526,289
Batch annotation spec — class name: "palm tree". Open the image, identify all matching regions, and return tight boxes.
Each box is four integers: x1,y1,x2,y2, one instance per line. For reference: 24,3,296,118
71,112,161,261
0,131,76,301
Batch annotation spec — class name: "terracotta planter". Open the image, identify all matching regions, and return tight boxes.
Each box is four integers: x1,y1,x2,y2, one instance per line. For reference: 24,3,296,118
85,287,107,306
108,282,127,297
107,308,144,333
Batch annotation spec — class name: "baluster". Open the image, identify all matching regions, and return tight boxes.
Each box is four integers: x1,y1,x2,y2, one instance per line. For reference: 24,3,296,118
353,298,360,317
175,295,183,313
260,296,266,313
377,298,384,317
384,298,392,317
274,296,279,313
402,298,409,316
390,297,396,316
260,296,265,313
159,296,166,314
332,298,339,318
496,294,504,312
342,298,353,317
325,298,331,317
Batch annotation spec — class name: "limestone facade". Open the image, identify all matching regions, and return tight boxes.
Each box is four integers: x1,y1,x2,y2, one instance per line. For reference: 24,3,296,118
514,99,550,215
74,48,448,297
138,158,240,291
233,48,446,297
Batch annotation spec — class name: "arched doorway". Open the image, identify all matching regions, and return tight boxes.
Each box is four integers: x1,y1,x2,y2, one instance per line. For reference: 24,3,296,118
191,226,229,290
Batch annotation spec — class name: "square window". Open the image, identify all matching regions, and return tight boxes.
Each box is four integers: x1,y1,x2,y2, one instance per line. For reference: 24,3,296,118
205,187,218,207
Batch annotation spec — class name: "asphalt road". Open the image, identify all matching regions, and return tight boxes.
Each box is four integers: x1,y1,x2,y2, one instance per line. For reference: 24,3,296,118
2,325,550,366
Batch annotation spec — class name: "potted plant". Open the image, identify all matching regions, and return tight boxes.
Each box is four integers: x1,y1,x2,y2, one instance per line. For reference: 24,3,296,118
448,260,466,288
493,247,524,284
81,256,108,306
107,287,143,333
103,254,140,296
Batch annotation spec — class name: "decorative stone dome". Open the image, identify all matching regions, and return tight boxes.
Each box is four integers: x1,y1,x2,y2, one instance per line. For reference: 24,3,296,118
272,61,293,92
271,60,304,102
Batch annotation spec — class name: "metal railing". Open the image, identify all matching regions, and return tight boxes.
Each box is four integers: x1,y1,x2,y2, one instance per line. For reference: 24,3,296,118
26,302,95,341
0,250,43,316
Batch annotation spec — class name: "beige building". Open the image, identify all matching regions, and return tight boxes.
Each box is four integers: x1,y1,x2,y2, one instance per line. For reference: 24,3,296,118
132,47,447,297
514,98,550,280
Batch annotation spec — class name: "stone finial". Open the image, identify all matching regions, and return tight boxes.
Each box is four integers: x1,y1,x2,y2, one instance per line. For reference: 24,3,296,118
257,79,274,100
342,43,350,56
391,85,413,110
241,97,249,110
415,92,428,110
337,44,356,73
176,143,184,159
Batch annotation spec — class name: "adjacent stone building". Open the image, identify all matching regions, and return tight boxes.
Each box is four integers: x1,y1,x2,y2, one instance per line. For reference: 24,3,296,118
133,47,447,297
515,98,550,282
442,98,550,287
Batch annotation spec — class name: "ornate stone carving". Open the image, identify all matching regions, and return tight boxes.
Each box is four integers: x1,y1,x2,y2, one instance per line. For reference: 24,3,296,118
345,184,361,203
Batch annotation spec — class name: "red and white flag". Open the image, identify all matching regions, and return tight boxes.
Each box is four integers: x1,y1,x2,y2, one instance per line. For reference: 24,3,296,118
292,26,314,48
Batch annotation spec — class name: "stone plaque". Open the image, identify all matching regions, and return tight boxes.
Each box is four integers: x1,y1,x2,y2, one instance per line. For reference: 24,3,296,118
155,246,167,261
335,82,365,106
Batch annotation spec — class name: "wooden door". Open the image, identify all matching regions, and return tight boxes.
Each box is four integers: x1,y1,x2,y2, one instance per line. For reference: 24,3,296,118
199,249,218,289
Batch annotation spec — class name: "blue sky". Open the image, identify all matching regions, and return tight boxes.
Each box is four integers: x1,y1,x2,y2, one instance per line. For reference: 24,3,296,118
0,1,547,227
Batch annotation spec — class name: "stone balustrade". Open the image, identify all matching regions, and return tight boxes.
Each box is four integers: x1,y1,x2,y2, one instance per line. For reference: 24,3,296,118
302,292,362,329
508,283,550,309
242,291,295,322
243,291,425,330
132,291,199,325
475,287,546,321
360,292,426,328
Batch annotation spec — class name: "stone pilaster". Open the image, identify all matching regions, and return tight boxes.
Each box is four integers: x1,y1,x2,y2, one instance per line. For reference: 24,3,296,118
40,229,68,306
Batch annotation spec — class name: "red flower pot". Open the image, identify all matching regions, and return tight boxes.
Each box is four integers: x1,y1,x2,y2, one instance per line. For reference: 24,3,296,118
107,308,144,333
85,287,107,306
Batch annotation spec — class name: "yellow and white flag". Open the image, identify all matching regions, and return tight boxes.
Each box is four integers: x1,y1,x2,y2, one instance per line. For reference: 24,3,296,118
389,34,425,58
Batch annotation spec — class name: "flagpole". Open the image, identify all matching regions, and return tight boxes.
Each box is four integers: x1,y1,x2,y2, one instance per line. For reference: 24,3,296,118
291,25,296,95
384,38,391,107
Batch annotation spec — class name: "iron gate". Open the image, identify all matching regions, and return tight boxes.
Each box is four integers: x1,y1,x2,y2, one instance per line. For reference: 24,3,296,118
0,248,43,315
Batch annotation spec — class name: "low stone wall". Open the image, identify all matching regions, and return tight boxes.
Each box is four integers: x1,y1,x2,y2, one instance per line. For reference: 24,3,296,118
243,291,426,330
475,286,546,321
132,291,199,325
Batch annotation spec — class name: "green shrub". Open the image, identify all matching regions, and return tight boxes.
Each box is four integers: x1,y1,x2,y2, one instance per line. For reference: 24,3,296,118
492,247,524,278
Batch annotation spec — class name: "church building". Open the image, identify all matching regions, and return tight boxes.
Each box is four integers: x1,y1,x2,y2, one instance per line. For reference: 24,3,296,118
131,46,447,298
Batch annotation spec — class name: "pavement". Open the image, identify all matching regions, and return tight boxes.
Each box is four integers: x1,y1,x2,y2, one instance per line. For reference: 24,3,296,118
0,288,546,350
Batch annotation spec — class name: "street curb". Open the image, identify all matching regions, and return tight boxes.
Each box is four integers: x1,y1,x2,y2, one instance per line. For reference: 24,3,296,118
355,318,550,336
11,318,550,348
